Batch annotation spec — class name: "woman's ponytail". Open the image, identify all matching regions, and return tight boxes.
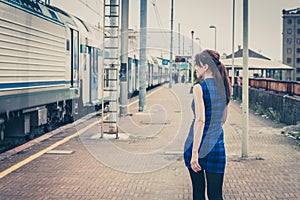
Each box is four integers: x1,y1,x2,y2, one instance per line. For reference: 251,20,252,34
206,50,231,105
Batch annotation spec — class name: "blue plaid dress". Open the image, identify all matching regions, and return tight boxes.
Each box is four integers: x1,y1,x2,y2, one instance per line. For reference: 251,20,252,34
184,78,226,174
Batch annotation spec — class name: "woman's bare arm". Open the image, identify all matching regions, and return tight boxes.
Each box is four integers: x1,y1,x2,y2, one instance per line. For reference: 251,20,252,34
222,105,228,126
190,84,205,172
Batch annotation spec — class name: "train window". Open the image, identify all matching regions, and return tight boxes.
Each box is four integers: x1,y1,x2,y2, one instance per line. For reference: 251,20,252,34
32,2,42,13
80,44,85,53
48,10,59,21
27,3,32,9
21,0,41,13
72,30,79,87
66,40,70,51
9,0,22,6
94,49,98,73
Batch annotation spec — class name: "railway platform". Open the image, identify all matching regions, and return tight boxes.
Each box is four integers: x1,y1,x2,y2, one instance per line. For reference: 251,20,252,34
0,83,299,200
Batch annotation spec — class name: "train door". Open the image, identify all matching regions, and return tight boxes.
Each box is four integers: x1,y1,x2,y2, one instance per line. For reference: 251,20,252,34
71,29,79,88
158,66,162,84
147,63,150,87
151,64,154,86
81,45,90,105
135,59,139,90
128,57,132,93
90,47,98,103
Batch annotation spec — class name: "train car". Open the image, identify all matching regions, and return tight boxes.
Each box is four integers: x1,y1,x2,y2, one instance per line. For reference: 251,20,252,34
70,16,105,106
152,63,159,86
150,56,160,87
127,53,168,96
0,0,168,142
0,0,104,140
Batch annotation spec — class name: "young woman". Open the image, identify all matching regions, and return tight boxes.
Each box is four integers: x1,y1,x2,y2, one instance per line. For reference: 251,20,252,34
184,49,231,200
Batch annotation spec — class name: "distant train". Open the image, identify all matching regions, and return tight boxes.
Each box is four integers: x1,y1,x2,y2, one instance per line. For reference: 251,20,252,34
0,0,168,140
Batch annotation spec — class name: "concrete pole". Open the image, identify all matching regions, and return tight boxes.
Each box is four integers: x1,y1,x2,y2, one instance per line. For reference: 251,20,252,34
139,0,147,112
178,23,181,55
120,0,129,116
169,0,174,88
182,36,185,55
232,0,235,88
214,27,217,51
191,30,194,85
242,0,249,158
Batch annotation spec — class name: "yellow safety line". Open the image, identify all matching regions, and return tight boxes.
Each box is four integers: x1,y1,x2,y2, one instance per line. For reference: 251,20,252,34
0,85,164,179
0,120,98,179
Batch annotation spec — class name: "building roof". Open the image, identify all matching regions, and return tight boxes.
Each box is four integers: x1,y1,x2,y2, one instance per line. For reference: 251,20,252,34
220,57,294,70
226,47,271,60
282,8,300,15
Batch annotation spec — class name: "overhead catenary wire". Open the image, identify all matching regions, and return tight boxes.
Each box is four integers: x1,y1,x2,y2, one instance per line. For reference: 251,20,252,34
76,0,108,33
152,1,163,29
77,0,103,18
151,1,168,42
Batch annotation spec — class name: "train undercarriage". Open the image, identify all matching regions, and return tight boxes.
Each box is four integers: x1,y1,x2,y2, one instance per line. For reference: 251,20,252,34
0,100,74,141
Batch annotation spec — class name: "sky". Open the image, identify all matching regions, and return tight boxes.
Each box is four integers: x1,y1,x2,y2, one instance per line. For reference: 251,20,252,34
51,0,300,61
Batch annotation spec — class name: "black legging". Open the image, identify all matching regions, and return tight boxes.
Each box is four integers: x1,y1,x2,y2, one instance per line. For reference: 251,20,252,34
188,169,224,200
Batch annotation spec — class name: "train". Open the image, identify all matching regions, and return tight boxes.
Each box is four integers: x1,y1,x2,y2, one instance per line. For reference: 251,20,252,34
0,0,168,141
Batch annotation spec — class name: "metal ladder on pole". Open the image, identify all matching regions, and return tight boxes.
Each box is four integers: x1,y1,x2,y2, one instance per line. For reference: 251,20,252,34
101,0,120,139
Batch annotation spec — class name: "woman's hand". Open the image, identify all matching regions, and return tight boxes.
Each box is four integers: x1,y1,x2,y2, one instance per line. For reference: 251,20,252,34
190,151,201,172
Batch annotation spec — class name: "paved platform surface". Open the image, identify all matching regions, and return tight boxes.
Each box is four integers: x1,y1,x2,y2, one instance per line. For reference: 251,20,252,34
0,83,299,200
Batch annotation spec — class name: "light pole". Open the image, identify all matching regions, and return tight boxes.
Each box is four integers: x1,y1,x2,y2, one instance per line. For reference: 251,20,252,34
139,0,147,112
232,0,235,88
195,37,201,52
120,0,129,116
169,0,174,88
191,30,194,87
242,0,249,158
209,25,216,51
